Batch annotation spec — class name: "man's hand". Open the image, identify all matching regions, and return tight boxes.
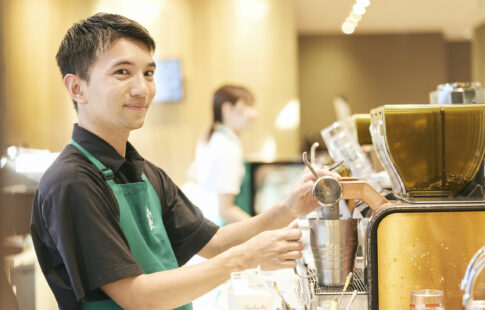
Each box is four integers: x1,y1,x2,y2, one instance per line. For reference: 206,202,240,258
197,169,341,263
284,168,341,218
235,223,304,270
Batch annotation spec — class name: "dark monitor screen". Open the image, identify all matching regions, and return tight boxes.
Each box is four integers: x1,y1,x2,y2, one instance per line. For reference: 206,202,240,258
247,161,305,214
153,59,184,103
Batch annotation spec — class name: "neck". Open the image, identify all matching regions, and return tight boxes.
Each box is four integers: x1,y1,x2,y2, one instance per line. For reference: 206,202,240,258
221,123,240,137
78,119,130,157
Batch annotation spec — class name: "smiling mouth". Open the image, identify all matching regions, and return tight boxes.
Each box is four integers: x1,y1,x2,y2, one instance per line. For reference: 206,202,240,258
124,104,147,111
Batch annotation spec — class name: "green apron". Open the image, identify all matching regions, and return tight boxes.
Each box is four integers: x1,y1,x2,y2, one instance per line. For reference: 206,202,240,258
217,161,253,226
72,140,192,310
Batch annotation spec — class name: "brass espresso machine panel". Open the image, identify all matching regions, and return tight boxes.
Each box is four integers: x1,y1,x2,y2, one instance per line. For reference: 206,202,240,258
367,203,485,310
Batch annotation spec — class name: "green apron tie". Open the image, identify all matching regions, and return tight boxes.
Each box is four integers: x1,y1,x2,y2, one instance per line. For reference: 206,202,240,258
72,140,192,310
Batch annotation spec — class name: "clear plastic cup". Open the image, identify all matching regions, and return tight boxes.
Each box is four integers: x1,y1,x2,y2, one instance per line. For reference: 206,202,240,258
410,289,444,310
321,121,381,191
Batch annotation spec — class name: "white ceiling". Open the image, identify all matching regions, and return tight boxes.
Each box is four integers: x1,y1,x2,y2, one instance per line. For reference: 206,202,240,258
296,0,485,40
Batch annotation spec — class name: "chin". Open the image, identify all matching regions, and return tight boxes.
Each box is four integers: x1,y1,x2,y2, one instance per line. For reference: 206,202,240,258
131,122,145,130
126,119,145,130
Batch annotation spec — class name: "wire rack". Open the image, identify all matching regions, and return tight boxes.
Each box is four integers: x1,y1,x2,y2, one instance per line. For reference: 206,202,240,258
312,268,368,295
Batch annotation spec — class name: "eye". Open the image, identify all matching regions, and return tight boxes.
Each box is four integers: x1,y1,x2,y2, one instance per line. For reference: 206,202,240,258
145,70,155,77
114,69,129,75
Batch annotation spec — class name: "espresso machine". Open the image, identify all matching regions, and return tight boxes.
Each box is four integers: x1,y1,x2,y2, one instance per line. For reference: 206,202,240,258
298,103,485,310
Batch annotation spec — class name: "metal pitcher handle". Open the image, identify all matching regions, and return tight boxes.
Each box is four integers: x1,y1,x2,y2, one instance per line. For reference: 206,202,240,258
293,259,314,279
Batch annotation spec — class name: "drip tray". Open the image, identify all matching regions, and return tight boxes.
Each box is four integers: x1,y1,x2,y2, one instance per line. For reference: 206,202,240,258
311,268,369,309
314,268,367,295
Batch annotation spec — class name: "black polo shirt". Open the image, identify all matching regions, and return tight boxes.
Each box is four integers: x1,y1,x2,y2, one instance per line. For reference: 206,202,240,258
31,124,219,310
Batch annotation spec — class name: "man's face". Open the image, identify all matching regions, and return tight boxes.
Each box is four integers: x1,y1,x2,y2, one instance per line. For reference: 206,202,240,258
79,37,156,134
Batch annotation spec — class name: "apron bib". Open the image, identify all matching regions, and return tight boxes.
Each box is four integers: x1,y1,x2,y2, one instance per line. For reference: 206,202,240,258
72,140,192,310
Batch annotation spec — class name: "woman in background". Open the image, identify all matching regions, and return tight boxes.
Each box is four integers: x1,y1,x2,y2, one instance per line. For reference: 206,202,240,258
195,84,257,225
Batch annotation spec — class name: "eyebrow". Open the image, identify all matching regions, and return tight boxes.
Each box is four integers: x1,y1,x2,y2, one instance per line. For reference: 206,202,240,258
111,60,156,68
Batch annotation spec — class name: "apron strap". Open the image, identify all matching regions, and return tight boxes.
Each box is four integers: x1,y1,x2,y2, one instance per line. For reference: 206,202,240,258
72,139,148,184
71,139,115,184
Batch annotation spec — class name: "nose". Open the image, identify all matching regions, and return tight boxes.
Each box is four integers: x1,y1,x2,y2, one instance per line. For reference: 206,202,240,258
130,73,150,98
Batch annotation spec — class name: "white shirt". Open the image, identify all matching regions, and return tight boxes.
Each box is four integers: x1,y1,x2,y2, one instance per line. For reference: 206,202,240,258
196,125,245,195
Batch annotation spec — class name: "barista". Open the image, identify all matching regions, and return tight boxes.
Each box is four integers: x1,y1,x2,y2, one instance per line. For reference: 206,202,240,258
195,85,257,224
30,13,336,310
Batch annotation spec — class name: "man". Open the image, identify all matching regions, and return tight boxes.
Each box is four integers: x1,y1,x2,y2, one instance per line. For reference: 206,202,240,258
31,13,334,310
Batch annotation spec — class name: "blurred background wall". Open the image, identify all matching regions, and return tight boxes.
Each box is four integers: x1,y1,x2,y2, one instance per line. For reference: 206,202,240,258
2,0,485,184
1,0,299,184
1,0,19,307
298,33,471,143
473,22,485,86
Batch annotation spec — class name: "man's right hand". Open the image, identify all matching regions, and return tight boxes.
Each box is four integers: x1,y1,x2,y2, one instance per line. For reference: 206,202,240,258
235,223,304,271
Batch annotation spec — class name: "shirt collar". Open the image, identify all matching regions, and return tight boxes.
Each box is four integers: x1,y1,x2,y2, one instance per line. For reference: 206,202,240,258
216,125,240,144
71,124,144,175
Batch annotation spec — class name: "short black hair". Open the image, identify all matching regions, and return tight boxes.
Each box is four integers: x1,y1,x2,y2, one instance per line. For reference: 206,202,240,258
56,13,156,109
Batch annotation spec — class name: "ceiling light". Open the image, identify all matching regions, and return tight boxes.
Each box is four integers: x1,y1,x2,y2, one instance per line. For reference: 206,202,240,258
356,0,371,8
260,137,277,162
342,22,355,34
342,0,370,34
352,4,366,16
347,17,358,27
350,12,362,22
275,99,300,130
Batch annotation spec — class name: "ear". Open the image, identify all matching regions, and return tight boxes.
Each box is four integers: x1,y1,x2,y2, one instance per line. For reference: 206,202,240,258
221,101,233,117
63,74,86,105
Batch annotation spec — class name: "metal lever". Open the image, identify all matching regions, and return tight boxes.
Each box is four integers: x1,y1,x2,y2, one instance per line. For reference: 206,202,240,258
303,152,389,211
310,142,319,166
311,176,389,210
303,151,341,218
303,151,319,179
339,177,389,211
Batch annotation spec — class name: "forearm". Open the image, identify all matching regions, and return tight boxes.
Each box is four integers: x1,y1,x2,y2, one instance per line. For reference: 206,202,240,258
203,199,295,256
217,194,251,224
103,246,247,310
219,204,251,223
199,169,331,259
